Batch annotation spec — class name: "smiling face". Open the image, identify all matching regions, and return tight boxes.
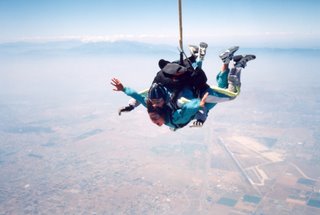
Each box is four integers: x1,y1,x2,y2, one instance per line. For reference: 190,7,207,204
148,112,165,126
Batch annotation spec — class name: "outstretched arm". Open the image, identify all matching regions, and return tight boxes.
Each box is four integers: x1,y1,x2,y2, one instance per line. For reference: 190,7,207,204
110,78,147,107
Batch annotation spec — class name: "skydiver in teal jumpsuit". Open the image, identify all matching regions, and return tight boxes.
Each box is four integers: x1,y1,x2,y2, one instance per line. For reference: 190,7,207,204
111,46,255,130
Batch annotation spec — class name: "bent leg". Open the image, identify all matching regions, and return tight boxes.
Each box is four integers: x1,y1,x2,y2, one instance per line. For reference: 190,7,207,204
216,68,230,89
228,67,242,93
205,87,233,106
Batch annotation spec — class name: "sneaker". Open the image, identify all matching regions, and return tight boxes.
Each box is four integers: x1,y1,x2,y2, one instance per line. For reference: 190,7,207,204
199,42,208,60
235,54,256,68
188,45,199,57
219,46,239,64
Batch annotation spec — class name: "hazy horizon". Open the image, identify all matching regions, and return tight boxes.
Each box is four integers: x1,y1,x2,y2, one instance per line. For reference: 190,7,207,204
1,0,320,48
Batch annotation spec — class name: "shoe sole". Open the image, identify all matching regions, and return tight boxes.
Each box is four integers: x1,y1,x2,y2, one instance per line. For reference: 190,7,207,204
219,46,239,60
188,45,199,55
199,42,208,48
241,55,256,62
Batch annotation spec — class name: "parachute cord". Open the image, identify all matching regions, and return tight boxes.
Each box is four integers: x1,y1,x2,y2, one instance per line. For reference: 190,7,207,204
178,0,183,52
177,0,193,69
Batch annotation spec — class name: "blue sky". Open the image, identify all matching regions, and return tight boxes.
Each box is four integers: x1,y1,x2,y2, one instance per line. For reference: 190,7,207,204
0,0,319,48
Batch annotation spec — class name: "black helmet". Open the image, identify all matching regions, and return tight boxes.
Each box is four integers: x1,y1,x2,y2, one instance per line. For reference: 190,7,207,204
148,83,168,101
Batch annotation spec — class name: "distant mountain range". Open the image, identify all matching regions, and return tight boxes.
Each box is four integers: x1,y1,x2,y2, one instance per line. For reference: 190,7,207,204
0,40,177,56
0,40,319,57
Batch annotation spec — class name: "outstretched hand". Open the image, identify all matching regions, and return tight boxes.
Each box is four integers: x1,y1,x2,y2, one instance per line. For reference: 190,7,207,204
189,119,204,128
111,78,124,91
200,92,208,107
